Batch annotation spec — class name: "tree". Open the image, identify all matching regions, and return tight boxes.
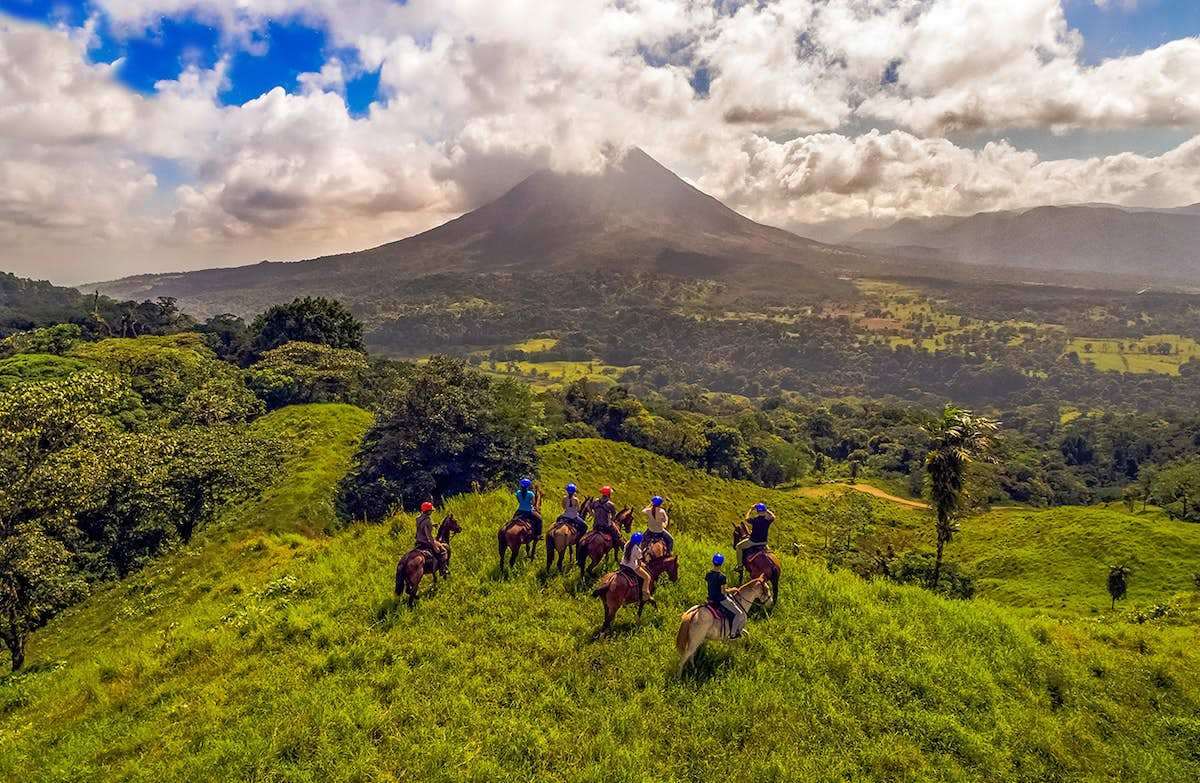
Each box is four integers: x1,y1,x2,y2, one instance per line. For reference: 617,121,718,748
1107,565,1129,610
815,491,876,572
337,357,544,520
0,527,86,672
251,297,365,353
924,406,999,591
248,341,370,409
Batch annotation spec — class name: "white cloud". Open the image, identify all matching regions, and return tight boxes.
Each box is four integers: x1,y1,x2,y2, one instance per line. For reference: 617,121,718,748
1,2,1200,283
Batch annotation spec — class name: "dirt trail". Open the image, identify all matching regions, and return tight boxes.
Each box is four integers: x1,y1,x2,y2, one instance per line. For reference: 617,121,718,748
794,482,930,509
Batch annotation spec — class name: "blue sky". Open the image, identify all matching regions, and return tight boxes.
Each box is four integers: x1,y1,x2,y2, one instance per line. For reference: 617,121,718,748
1,0,1198,283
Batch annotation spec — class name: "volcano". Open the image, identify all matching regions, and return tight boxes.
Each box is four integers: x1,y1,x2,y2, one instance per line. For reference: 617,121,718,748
95,148,872,313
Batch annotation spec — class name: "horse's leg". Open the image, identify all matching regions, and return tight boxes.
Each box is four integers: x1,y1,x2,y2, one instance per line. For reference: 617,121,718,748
602,597,616,631
546,538,555,572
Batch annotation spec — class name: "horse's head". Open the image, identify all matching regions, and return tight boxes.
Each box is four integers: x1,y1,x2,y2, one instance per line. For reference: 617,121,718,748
533,488,543,512
733,520,748,545
740,575,774,609
615,508,634,532
580,496,595,519
439,514,462,538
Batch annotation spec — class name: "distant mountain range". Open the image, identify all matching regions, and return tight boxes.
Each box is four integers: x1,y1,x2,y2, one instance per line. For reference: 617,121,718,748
95,148,880,315
91,150,1199,316
848,204,1200,282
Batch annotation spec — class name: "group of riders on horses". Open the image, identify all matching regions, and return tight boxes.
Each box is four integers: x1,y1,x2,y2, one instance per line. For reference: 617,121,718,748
407,477,776,639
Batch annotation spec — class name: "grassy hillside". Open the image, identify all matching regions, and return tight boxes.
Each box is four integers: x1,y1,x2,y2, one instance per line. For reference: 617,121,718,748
3,417,1199,782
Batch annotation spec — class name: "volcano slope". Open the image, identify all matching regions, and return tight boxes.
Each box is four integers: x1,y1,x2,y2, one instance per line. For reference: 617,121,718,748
2,406,1199,783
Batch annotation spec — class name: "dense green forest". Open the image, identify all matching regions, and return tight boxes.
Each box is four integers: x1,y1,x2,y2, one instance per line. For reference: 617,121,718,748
2,275,1200,781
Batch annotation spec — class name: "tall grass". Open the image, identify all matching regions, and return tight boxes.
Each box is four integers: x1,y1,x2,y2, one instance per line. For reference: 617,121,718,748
2,413,1198,782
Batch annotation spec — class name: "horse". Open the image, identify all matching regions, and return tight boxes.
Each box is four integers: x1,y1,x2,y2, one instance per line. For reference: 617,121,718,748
394,514,462,605
575,506,633,577
675,576,774,675
734,520,782,599
641,531,680,585
545,496,593,572
498,489,542,572
590,555,679,631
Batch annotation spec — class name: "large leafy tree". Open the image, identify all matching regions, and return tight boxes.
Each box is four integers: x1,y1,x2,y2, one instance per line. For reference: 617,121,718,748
337,357,544,520
251,297,365,354
924,406,999,591
248,341,370,409
0,373,136,672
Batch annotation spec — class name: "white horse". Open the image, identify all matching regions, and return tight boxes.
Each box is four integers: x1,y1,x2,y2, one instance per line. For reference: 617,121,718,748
675,576,774,675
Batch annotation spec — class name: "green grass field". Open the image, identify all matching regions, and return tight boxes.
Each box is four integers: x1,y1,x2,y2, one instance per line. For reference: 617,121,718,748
1066,335,1200,375
3,409,1200,782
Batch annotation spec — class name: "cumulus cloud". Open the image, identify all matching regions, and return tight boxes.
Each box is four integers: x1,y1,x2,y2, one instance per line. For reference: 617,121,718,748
1,1,1199,283
700,130,1200,227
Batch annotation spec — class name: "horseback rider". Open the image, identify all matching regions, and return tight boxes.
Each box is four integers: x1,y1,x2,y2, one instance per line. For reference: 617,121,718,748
514,478,542,538
641,495,674,555
707,553,747,639
415,501,448,572
558,483,587,539
621,532,654,604
736,502,774,568
591,485,621,544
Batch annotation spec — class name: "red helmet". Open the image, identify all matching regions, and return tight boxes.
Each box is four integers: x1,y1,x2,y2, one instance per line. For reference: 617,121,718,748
421,502,434,513
601,486,612,496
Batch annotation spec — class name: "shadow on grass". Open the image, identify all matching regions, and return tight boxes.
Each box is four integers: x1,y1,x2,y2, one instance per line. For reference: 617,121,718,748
675,644,738,686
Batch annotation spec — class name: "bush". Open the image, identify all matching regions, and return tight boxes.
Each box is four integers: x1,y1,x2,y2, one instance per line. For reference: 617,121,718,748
336,357,544,520
891,550,976,599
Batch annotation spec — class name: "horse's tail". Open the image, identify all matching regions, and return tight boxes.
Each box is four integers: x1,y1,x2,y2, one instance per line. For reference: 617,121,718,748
676,613,693,655
394,557,406,596
576,539,588,573
497,528,507,564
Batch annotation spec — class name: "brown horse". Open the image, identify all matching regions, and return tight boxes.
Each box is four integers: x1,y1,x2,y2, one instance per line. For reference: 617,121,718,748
394,514,462,605
733,521,781,598
498,489,542,572
545,496,593,572
575,506,633,577
676,576,773,675
590,555,678,631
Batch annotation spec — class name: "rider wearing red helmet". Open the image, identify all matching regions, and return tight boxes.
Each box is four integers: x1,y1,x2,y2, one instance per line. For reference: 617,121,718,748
415,500,448,571
590,485,620,544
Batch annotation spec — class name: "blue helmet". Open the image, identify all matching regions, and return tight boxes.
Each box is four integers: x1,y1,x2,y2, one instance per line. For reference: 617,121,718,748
651,495,664,507
520,478,532,489
755,502,767,513
631,532,644,544
566,483,577,494
712,553,725,566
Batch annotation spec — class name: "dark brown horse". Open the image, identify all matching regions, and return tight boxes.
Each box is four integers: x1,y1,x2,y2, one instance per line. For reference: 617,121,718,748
394,514,462,605
498,489,542,572
734,520,781,598
545,496,593,572
575,506,633,577
590,555,678,631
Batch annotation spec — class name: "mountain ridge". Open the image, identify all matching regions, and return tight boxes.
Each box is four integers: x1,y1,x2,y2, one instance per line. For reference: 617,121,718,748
850,204,1200,282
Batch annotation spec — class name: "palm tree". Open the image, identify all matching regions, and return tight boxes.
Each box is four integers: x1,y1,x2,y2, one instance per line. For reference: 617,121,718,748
924,406,999,591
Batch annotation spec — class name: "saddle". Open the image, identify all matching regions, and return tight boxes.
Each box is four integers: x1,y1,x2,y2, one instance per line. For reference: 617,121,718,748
615,566,640,589
643,530,671,559
583,528,616,548
414,546,443,572
744,545,772,569
703,603,733,636
504,517,533,534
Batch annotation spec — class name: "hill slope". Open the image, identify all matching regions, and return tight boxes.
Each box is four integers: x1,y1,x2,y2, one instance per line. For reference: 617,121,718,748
851,205,1200,283
3,419,1200,782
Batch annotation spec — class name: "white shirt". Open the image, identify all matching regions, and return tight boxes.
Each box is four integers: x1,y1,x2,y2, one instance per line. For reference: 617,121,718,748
621,543,643,570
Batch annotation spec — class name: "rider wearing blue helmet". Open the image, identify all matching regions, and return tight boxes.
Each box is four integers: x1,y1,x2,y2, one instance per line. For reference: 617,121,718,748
558,482,587,539
736,501,775,568
513,478,542,537
641,495,675,554
620,531,654,603
706,553,746,638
